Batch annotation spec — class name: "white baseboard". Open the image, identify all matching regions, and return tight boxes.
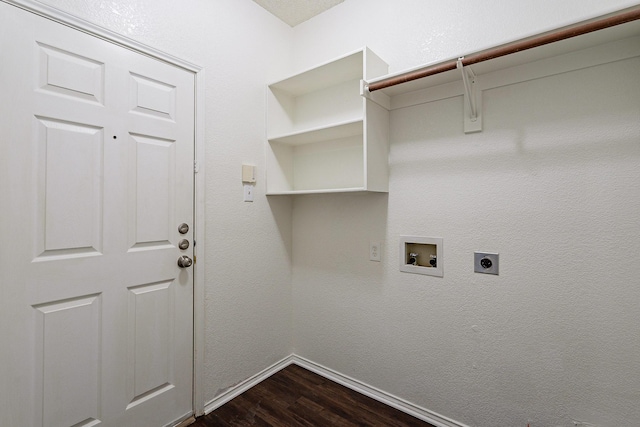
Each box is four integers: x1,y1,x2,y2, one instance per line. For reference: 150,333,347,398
203,355,295,415
204,354,468,427
290,355,468,427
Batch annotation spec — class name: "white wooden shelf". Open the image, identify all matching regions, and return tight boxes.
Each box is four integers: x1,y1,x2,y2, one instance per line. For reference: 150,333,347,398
265,187,368,196
266,47,389,195
268,119,363,146
269,52,364,95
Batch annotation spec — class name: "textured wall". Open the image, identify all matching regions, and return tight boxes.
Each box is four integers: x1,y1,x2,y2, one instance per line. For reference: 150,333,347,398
36,0,295,407
27,1,640,425
291,0,640,73
291,1,640,426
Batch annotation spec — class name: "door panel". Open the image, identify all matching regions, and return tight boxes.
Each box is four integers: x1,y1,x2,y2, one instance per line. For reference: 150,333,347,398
37,42,105,105
0,3,194,426
129,133,176,248
34,295,102,427
130,73,176,120
127,281,175,409
35,117,104,258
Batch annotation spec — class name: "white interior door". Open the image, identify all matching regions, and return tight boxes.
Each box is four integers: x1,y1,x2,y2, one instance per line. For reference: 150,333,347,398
0,3,195,426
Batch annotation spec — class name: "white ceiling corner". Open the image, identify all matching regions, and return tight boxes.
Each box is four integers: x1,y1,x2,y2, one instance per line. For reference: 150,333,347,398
253,0,345,27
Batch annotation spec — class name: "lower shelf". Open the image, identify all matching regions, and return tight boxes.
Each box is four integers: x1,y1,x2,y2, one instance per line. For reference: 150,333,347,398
266,187,369,196
266,134,366,194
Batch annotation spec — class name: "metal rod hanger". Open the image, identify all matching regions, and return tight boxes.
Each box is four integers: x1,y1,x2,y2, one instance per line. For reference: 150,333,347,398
367,5,640,93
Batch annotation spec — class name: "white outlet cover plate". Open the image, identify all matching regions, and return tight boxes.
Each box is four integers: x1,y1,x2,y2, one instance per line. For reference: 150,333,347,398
370,241,381,262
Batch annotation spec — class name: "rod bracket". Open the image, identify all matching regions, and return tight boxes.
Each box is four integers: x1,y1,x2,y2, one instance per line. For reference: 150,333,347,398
360,79,391,110
456,58,482,133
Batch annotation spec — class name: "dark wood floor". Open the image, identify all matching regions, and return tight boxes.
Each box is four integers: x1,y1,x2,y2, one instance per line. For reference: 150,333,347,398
192,364,435,426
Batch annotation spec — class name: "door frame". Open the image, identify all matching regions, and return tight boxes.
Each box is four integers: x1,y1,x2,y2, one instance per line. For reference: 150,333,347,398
2,0,207,418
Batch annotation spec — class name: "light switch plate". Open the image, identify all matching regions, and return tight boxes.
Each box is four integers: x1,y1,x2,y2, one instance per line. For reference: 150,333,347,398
243,184,254,202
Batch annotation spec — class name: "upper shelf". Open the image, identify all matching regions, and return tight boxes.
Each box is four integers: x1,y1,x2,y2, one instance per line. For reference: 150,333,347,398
269,50,364,96
366,14,640,98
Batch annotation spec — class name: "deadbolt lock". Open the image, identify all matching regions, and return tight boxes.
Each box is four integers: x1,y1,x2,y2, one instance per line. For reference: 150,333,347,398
178,223,189,234
178,239,190,250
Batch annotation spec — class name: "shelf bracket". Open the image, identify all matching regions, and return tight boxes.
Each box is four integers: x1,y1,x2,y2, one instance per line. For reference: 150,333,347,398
456,58,482,133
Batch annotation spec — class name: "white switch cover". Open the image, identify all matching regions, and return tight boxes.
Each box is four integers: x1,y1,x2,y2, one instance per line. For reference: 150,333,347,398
243,184,254,202
370,242,381,262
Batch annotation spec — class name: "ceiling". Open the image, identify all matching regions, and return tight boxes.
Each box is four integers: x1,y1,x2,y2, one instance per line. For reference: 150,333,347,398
252,0,345,27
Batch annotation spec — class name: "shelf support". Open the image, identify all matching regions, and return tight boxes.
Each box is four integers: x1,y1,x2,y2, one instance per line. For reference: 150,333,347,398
457,58,482,133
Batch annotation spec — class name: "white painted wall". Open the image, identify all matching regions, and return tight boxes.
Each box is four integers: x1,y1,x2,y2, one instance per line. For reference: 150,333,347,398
291,0,640,73
35,0,295,408
291,1,640,426
22,0,640,425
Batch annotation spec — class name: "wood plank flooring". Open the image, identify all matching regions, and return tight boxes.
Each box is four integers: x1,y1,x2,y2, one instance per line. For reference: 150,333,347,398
192,364,435,426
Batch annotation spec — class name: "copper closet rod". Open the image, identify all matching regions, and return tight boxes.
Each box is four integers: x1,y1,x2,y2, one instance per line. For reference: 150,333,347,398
367,5,640,93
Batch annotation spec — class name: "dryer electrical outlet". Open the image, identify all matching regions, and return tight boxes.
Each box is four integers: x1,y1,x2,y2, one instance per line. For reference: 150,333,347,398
474,252,499,275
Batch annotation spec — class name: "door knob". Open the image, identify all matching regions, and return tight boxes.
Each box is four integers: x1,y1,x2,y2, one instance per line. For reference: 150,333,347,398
177,255,193,268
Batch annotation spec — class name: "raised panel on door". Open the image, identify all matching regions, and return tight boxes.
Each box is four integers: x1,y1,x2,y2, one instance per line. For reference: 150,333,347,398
33,117,104,260
126,281,175,410
129,72,176,121
33,295,102,427
37,42,105,105
128,133,176,251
